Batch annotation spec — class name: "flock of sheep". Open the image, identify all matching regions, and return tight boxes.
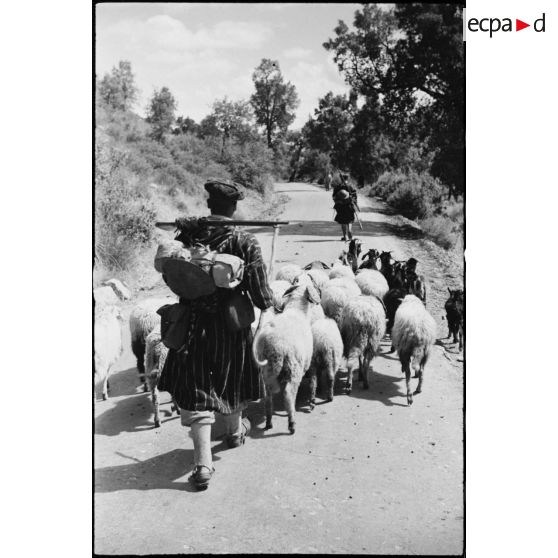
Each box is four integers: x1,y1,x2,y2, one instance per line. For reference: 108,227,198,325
94,237,464,434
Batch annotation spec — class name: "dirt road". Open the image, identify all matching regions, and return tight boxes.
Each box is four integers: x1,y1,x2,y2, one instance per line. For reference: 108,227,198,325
94,182,464,555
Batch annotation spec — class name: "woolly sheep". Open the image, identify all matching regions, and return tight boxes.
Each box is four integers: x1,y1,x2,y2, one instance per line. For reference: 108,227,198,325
328,277,361,298
275,263,303,284
269,279,291,308
94,304,123,400
306,268,330,292
290,273,326,324
392,295,437,405
144,329,180,427
306,318,343,409
355,269,389,299
252,281,320,434
320,285,350,326
129,297,175,390
329,262,355,280
340,295,386,394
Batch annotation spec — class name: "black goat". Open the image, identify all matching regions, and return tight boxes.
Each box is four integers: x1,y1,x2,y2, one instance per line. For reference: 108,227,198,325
444,288,464,351
359,248,380,270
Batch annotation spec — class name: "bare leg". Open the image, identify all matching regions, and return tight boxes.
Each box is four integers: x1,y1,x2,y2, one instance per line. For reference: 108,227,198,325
459,325,464,352
152,386,161,427
347,223,353,240
102,376,109,400
190,422,212,469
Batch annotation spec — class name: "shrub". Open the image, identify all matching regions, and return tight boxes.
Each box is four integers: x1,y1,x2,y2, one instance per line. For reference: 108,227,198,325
419,215,458,249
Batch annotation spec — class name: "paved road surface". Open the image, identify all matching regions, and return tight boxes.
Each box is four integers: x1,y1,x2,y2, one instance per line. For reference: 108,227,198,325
94,182,463,555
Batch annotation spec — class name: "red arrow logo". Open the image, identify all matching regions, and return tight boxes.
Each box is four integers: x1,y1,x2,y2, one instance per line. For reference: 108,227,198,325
516,19,530,31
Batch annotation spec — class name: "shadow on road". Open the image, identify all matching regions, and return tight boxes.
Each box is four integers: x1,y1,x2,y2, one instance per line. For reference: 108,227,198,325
95,390,178,436
348,370,408,407
95,449,197,493
247,220,423,240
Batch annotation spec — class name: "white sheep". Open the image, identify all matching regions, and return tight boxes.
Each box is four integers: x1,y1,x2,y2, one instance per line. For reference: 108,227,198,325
252,281,320,434
329,262,355,280
94,304,123,400
328,277,361,298
320,285,350,326
355,269,389,299
306,318,343,409
129,297,175,390
275,263,303,284
391,295,437,405
340,295,386,394
269,279,291,308
144,329,180,427
306,268,330,292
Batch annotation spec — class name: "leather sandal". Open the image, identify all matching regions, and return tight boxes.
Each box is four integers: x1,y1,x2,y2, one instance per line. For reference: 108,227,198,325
188,465,215,491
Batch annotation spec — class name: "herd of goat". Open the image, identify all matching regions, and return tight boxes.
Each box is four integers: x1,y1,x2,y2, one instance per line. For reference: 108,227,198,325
94,237,464,434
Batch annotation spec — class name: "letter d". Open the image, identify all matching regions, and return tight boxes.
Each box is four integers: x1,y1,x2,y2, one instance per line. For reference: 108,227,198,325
534,13,545,32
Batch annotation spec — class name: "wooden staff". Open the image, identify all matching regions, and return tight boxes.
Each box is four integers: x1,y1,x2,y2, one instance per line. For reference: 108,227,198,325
268,225,280,280
155,219,290,230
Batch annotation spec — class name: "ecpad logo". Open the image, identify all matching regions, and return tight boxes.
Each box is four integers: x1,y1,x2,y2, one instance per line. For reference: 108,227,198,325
468,13,546,38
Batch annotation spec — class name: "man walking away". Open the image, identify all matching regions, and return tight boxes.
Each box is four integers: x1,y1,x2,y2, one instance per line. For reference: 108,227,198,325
158,180,275,490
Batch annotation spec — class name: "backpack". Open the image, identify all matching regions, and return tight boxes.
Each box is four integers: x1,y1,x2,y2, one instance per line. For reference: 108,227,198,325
154,239,245,300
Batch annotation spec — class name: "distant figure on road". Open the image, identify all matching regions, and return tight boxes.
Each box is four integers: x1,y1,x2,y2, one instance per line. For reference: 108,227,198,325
332,173,359,241
324,171,332,191
158,180,275,491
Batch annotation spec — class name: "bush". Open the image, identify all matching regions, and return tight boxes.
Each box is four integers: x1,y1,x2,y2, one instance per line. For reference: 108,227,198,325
95,142,157,271
419,215,458,249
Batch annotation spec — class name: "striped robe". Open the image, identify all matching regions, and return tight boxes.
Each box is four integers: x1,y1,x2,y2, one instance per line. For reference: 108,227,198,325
158,218,274,414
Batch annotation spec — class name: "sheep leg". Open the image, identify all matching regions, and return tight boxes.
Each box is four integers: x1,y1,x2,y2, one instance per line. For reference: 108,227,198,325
264,385,274,430
307,367,317,411
325,364,335,402
171,396,180,414
414,365,424,396
403,361,413,405
357,356,363,381
102,376,109,400
131,338,146,382
152,385,161,427
282,381,299,435
346,366,354,394
362,356,371,390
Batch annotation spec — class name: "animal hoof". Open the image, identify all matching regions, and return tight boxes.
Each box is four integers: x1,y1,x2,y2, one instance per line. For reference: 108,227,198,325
288,423,296,434
407,396,414,405
102,394,108,401
155,420,161,428
327,396,333,402
413,373,420,378
413,388,422,395
265,422,273,431
309,402,315,411
143,384,148,393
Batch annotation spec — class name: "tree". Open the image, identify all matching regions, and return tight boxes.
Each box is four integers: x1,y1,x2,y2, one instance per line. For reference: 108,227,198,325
98,60,139,111
172,115,199,136
210,97,254,154
146,86,177,142
250,59,299,149
303,91,356,170
324,4,464,197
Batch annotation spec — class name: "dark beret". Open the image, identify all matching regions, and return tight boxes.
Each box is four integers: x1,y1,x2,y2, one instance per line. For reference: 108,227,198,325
204,180,245,201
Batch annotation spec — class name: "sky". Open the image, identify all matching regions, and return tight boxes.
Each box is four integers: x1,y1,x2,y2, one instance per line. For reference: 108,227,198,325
95,2,366,129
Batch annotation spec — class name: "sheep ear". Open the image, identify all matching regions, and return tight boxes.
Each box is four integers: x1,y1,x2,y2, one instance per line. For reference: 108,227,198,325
448,288,453,295
283,285,298,297
305,284,321,305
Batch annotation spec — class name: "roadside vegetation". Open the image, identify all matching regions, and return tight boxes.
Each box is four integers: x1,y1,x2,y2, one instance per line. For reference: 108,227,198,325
95,4,464,290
